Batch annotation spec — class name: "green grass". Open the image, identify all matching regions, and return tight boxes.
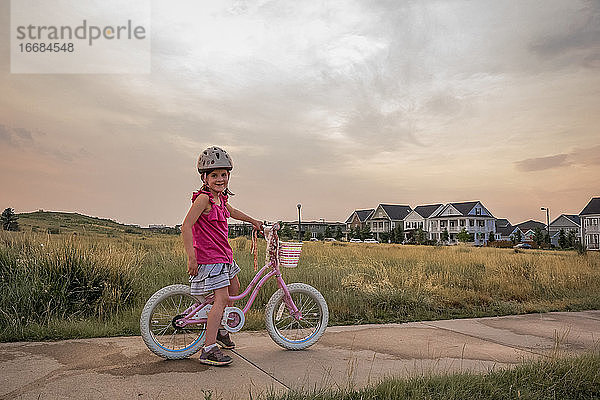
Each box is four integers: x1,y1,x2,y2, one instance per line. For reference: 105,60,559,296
1,230,599,341
260,351,600,400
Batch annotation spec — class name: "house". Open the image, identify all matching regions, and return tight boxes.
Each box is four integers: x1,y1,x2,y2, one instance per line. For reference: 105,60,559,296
366,204,412,241
513,220,546,241
291,220,346,239
495,218,513,241
549,214,581,247
404,204,444,240
428,201,496,245
345,209,374,232
579,197,600,250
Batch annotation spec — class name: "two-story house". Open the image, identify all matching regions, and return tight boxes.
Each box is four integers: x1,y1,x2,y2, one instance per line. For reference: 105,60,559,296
345,209,374,233
428,201,496,245
366,204,412,241
403,204,444,240
580,197,600,250
549,214,581,247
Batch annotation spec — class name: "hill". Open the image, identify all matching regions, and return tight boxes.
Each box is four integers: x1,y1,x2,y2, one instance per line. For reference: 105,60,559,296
16,210,178,236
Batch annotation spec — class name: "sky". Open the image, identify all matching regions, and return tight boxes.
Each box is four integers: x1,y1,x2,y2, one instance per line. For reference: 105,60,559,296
1,0,599,227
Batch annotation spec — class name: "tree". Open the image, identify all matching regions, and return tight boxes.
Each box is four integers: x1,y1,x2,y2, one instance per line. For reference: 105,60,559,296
558,228,567,249
380,232,390,243
303,230,311,241
280,224,294,240
393,225,405,243
512,230,522,244
317,232,324,240
441,228,449,243
360,225,372,241
335,227,343,240
488,231,495,243
1,208,19,231
414,228,426,244
566,230,577,248
457,228,471,243
324,226,332,238
533,227,545,247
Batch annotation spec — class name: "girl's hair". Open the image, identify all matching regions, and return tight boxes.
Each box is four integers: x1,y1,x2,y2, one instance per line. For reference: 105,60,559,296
201,169,235,196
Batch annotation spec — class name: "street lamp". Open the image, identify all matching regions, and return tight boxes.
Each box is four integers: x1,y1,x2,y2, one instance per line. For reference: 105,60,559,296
297,204,302,241
541,207,550,245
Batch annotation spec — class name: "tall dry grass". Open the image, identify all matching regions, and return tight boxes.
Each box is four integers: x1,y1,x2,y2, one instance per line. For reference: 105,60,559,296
1,232,598,341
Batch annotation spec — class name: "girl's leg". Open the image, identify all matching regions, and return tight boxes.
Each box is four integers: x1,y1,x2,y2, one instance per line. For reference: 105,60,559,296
227,275,240,307
204,286,230,346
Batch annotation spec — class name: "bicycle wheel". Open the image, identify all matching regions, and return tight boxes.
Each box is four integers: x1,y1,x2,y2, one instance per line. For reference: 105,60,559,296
265,283,329,350
140,284,206,359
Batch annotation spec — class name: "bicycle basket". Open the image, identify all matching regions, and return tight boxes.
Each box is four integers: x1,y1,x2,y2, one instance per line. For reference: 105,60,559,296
279,241,302,268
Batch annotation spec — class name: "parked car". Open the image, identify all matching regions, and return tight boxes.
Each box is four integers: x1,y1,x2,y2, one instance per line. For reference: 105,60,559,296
363,238,379,243
324,237,337,242
309,237,319,241
514,243,532,249
349,238,362,243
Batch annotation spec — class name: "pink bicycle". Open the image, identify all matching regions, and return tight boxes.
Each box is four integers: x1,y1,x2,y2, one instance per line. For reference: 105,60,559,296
140,223,329,359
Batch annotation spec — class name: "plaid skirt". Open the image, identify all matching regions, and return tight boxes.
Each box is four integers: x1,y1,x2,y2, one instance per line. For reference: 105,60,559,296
189,260,240,296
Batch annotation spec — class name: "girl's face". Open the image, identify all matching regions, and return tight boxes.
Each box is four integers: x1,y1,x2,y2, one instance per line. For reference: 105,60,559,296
204,169,230,194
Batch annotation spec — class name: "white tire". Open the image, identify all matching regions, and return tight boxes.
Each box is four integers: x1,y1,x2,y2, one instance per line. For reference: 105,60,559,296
265,283,328,350
140,284,206,359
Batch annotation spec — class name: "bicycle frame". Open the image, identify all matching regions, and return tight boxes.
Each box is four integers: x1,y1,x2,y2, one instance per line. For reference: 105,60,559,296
176,231,301,328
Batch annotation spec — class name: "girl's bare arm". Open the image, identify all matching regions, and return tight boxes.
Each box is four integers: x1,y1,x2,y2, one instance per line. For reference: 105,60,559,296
181,194,209,276
226,204,262,231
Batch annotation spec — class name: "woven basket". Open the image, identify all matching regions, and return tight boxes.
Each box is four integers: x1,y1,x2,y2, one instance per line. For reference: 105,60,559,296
279,241,303,268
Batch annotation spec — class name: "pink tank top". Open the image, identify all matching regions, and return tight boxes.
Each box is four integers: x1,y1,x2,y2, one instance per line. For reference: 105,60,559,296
191,190,233,264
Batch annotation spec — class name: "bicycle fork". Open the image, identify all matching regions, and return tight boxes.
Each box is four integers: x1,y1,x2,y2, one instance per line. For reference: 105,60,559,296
276,275,302,320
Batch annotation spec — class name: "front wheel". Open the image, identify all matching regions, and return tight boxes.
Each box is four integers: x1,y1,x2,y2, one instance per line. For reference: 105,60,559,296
140,284,206,359
265,283,329,350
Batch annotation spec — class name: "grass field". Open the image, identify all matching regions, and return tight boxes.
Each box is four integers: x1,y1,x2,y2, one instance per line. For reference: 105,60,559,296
1,229,599,341
260,351,600,400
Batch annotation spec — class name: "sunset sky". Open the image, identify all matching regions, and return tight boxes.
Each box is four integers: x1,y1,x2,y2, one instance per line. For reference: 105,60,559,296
1,0,599,227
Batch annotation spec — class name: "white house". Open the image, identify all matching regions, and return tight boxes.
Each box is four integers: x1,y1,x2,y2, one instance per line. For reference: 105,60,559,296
428,201,496,245
366,204,412,241
403,204,444,240
580,197,600,250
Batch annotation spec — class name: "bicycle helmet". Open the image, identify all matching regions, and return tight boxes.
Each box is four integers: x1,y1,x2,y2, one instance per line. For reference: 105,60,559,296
197,146,233,174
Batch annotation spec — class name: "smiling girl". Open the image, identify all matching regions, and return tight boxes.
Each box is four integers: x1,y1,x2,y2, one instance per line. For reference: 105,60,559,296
181,146,262,366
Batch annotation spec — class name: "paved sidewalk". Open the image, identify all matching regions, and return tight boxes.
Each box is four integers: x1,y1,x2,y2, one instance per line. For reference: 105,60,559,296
1,311,599,399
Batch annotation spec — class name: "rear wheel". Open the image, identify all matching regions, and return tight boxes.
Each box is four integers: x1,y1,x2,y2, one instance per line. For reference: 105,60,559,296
140,284,206,359
265,283,328,350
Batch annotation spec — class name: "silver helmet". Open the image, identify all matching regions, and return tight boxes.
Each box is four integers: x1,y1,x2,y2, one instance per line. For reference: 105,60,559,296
197,146,233,174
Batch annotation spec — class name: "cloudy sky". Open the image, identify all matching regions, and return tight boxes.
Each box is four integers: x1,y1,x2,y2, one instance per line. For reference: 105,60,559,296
1,0,599,227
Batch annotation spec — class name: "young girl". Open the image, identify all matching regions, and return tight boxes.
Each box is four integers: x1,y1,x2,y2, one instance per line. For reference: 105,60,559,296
181,146,262,366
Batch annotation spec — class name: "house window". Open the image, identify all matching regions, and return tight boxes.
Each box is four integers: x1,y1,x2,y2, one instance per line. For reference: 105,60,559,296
440,221,447,228
460,220,465,227
475,208,481,215
450,221,455,227
469,219,474,226
478,220,485,227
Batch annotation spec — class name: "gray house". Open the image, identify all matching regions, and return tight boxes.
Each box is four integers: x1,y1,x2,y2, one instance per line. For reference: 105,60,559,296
580,197,600,250
549,214,581,247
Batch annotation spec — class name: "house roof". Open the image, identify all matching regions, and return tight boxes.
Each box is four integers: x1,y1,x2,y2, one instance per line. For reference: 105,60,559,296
580,197,600,215
515,220,546,232
413,204,443,218
451,201,480,215
378,204,412,220
550,214,581,226
345,209,374,224
495,218,511,228
495,218,513,236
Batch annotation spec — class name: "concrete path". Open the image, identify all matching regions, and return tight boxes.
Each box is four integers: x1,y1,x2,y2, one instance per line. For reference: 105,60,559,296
1,311,599,400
